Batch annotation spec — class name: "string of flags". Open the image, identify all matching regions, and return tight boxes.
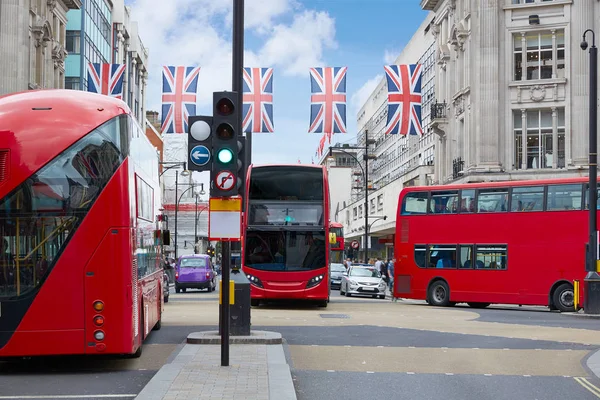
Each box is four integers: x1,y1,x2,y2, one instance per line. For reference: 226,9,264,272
84,62,423,160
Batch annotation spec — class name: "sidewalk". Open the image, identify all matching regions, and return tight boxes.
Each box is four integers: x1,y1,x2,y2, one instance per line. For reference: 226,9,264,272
135,332,297,400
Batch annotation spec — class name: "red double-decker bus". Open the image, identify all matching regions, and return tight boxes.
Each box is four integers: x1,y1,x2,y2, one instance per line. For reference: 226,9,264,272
394,177,594,312
329,222,344,263
242,164,331,307
0,89,165,358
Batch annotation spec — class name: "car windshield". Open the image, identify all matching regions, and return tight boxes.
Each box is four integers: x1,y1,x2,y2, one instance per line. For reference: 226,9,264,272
180,258,208,268
330,263,346,272
350,268,381,278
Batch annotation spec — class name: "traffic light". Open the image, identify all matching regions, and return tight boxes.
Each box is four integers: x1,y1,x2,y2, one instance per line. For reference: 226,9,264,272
210,91,241,197
188,115,214,172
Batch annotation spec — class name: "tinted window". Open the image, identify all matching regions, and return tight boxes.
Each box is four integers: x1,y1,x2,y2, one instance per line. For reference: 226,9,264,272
249,166,323,201
248,201,323,226
244,231,326,271
401,192,428,215
349,267,381,278
0,115,128,299
511,186,544,212
430,191,458,214
180,258,208,268
477,189,508,212
414,245,427,268
547,184,582,211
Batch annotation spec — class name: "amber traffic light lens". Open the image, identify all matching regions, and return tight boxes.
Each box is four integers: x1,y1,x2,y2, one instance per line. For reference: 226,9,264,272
216,98,234,116
216,123,235,140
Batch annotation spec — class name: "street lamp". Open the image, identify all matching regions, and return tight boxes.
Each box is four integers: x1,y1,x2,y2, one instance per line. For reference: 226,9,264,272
174,182,203,259
159,161,190,178
328,130,376,263
581,29,600,314
194,184,207,254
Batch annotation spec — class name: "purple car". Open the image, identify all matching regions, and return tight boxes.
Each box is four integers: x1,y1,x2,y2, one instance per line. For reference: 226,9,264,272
174,254,217,293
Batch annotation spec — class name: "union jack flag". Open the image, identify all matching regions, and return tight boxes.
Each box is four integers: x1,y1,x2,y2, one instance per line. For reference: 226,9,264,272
309,67,347,135
86,63,126,99
384,64,423,135
243,67,274,133
161,66,201,134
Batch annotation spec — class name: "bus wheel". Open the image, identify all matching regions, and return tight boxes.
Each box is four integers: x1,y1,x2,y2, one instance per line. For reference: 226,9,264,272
467,302,490,309
428,280,450,307
318,300,328,307
251,299,260,307
552,283,575,312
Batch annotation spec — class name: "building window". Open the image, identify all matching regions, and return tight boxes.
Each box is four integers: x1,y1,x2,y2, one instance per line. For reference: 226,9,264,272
377,194,383,211
514,30,564,81
514,108,565,170
66,31,80,54
65,77,80,90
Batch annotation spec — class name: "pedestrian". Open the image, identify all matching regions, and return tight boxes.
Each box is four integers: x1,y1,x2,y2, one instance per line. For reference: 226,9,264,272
387,258,398,302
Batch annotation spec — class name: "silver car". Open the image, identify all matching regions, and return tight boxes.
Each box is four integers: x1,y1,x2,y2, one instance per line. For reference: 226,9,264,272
340,266,387,299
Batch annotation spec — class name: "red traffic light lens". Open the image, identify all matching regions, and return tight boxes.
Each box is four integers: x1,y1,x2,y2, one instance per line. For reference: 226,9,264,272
216,123,234,139
216,98,234,116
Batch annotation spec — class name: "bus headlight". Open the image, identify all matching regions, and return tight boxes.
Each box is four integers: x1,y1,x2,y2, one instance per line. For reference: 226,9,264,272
246,274,264,288
306,274,325,288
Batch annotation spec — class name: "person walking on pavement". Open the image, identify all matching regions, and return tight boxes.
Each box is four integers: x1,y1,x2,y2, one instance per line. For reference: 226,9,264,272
387,258,398,302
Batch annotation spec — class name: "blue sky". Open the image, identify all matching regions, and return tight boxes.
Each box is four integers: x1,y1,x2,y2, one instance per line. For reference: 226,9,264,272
127,0,429,164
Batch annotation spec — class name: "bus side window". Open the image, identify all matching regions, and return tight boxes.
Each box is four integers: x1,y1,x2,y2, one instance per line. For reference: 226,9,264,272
475,245,507,270
548,184,583,211
402,192,428,215
511,186,544,212
459,245,473,268
459,190,475,213
477,189,508,212
429,245,457,268
414,245,427,268
430,191,458,214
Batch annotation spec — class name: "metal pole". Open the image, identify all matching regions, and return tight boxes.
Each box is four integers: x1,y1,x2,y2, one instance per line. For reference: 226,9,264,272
232,0,248,164
584,30,600,314
174,171,179,259
194,195,198,254
364,130,369,263
220,241,231,366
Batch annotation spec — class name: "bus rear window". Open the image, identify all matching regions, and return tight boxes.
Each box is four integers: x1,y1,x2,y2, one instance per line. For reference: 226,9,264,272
249,167,323,201
401,192,428,215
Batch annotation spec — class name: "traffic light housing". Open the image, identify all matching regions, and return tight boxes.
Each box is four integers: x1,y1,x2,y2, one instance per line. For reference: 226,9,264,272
188,115,214,172
210,91,241,197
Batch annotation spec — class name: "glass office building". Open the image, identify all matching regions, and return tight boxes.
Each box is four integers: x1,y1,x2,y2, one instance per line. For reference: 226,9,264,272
65,0,112,90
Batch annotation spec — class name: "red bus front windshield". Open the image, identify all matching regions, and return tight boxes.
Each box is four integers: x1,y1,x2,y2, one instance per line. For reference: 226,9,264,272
244,166,327,273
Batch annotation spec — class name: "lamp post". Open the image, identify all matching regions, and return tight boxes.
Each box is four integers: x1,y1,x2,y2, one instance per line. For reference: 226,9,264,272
193,184,206,254
158,162,189,259
175,182,203,259
581,30,600,314
327,130,375,263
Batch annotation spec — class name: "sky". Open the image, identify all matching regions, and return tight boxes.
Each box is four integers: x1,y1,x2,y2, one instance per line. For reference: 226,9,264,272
126,0,429,165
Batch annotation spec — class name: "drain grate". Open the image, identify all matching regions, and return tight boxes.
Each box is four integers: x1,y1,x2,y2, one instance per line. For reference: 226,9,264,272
319,314,350,319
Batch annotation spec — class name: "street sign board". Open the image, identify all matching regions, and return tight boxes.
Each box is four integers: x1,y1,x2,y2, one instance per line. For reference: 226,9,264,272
351,240,360,249
209,197,242,241
214,170,236,191
190,145,211,166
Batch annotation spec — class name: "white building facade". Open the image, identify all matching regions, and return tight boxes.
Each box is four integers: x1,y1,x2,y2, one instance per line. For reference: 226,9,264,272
424,0,598,183
339,13,437,261
0,0,81,95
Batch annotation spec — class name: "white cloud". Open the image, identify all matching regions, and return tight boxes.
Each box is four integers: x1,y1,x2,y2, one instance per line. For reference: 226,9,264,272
257,10,337,76
349,74,383,120
383,47,403,65
128,0,336,111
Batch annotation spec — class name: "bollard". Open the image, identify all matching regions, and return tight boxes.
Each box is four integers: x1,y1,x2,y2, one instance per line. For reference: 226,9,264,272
218,266,252,336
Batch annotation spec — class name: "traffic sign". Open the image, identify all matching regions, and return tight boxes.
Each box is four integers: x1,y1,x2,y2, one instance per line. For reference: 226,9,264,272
351,240,360,249
190,145,211,166
215,170,236,191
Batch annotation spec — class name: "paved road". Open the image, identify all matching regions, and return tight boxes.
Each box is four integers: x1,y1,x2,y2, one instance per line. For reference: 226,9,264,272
1,285,600,399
